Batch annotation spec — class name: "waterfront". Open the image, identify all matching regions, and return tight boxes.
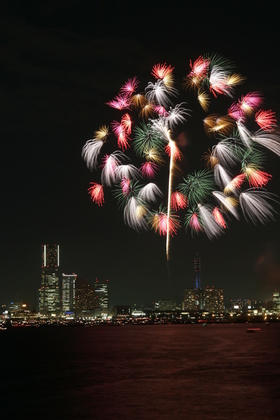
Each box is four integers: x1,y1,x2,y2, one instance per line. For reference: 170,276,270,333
1,323,280,419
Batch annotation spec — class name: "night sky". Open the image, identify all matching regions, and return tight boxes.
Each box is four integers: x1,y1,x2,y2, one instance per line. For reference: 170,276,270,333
1,1,280,309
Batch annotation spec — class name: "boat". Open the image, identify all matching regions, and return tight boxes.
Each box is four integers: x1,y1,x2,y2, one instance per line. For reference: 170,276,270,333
247,328,261,333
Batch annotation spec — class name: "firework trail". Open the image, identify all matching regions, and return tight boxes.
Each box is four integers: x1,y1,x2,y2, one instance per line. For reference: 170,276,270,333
82,52,280,273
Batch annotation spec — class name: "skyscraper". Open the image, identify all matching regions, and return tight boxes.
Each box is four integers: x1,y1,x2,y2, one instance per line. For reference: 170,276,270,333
61,273,76,314
183,252,203,311
194,252,201,290
39,244,61,315
94,278,109,314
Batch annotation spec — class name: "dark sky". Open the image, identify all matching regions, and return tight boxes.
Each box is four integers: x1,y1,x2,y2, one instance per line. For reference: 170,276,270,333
1,0,280,308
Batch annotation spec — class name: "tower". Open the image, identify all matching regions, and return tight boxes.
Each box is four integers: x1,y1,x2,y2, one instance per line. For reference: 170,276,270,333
39,244,61,315
194,252,201,289
94,278,109,315
61,273,76,314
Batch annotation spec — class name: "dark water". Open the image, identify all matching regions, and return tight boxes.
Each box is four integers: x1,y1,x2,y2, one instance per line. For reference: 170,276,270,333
1,323,280,419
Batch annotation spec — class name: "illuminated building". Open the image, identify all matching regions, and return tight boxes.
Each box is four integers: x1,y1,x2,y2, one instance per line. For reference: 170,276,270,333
204,286,224,313
230,298,251,313
62,273,76,314
183,289,203,311
75,279,96,317
183,252,203,310
194,252,201,289
272,290,280,313
154,299,178,311
39,244,61,315
94,279,109,314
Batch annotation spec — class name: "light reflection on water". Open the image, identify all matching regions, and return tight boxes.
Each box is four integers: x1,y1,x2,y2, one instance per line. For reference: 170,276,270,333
1,323,280,419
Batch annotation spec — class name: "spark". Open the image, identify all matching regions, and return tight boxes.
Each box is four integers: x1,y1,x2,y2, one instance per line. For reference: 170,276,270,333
197,90,210,112
214,164,233,189
243,166,272,188
184,210,203,235
121,113,132,134
106,93,131,110
88,183,104,206
252,130,280,156
212,207,227,228
130,93,147,109
151,63,174,80
179,169,216,206
189,55,210,80
165,103,191,129
255,109,277,131
123,197,148,231
239,189,278,224
140,161,159,179
120,77,139,95
138,183,163,203
198,204,224,239
212,139,239,167
209,66,234,97
239,92,263,116
82,138,105,170
212,191,239,219
145,79,178,108
101,151,125,187
171,191,188,211
150,205,180,237
224,174,246,194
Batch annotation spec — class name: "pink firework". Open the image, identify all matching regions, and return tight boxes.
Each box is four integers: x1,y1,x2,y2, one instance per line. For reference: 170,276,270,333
121,113,132,134
152,213,180,236
164,143,181,161
88,182,104,206
106,93,131,110
151,63,174,79
228,102,245,121
255,109,277,131
171,192,188,211
111,121,130,150
120,77,139,95
212,207,227,228
140,161,159,179
189,213,203,233
247,169,272,188
154,105,168,117
239,92,263,115
189,55,210,79
121,178,131,196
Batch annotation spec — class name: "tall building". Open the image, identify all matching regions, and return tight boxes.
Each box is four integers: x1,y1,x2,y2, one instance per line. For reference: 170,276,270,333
61,273,76,314
39,244,61,315
204,286,224,313
183,252,203,311
94,279,109,314
194,252,201,289
75,278,96,317
272,290,280,313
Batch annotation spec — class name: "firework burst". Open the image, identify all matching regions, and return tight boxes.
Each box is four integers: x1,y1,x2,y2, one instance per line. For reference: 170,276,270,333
82,52,279,265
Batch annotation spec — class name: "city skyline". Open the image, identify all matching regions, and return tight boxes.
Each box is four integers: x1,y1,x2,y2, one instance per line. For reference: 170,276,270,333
1,2,280,309
1,244,279,311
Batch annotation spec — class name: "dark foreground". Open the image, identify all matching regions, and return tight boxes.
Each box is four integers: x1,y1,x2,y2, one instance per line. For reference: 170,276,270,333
1,323,279,419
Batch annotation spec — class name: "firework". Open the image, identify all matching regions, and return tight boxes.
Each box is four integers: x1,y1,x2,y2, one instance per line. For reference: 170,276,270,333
82,52,279,262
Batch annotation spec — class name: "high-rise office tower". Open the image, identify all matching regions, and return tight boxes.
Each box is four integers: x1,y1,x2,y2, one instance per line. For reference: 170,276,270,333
194,252,201,290
94,279,109,312
61,273,76,314
39,244,61,315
